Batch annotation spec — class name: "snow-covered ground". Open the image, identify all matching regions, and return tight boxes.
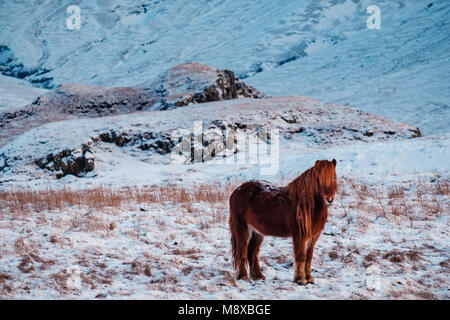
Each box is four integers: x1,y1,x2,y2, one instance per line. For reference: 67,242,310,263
0,176,448,299
0,75,48,113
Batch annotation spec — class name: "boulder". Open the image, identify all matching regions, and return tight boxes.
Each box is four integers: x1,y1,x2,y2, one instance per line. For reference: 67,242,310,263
0,154,8,171
98,130,131,147
35,145,94,178
141,62,267,109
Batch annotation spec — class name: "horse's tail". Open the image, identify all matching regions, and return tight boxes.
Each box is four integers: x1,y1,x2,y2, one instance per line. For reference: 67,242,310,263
229,189,240,269
229,186,249,270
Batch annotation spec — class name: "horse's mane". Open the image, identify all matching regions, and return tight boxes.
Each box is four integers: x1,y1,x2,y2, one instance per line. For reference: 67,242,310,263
286,161,336,238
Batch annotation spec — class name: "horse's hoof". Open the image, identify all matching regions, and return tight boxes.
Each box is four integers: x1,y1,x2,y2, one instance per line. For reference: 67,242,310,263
295,278,308,285
251,274,266,281
306,276,315,284
237,274,249,280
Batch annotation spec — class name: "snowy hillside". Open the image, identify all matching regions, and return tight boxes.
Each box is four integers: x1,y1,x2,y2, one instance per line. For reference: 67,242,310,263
0,0,448,133
247,1,450,135
0,95,426,190
0,75,48,113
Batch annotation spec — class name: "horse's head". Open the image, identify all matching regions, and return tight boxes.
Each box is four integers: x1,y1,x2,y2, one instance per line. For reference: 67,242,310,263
314,159,338,204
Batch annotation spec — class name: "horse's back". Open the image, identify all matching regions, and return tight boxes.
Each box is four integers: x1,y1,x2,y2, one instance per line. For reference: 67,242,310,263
230,180,281,207
230,180,294,237
230,180,269,199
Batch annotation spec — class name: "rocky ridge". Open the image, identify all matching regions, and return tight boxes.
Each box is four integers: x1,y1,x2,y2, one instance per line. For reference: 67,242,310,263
0,63,266,148
17,96,422,179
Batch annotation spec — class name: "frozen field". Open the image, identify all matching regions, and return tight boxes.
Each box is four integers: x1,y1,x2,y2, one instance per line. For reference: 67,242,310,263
0,176,448,299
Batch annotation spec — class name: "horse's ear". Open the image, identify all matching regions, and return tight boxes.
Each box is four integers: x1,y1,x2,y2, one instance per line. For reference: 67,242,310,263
332,159,337,166
315,160,320,166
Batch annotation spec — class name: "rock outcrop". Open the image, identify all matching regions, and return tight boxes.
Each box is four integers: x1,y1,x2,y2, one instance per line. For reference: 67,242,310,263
35,145,94,179
31,84,156,116
0,153,8,172
143,63,267,109
0,63,267,148
29,62,266,115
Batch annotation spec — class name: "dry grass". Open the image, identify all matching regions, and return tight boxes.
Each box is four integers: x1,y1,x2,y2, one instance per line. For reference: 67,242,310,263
435,179,449,195
338,175,449,219
0,175,447,221
388,186,405,199
0,182,238,215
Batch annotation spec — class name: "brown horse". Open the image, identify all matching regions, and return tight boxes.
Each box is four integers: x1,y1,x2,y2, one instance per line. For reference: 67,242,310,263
229,159,337,285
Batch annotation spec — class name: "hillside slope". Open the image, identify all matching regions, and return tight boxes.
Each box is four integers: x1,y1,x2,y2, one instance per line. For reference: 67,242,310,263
0,0,448,133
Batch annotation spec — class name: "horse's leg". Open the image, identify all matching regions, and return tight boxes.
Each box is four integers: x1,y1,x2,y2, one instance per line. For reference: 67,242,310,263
292,234,307,285
305,237,318,284
247,231,265,280
234,225,250,280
